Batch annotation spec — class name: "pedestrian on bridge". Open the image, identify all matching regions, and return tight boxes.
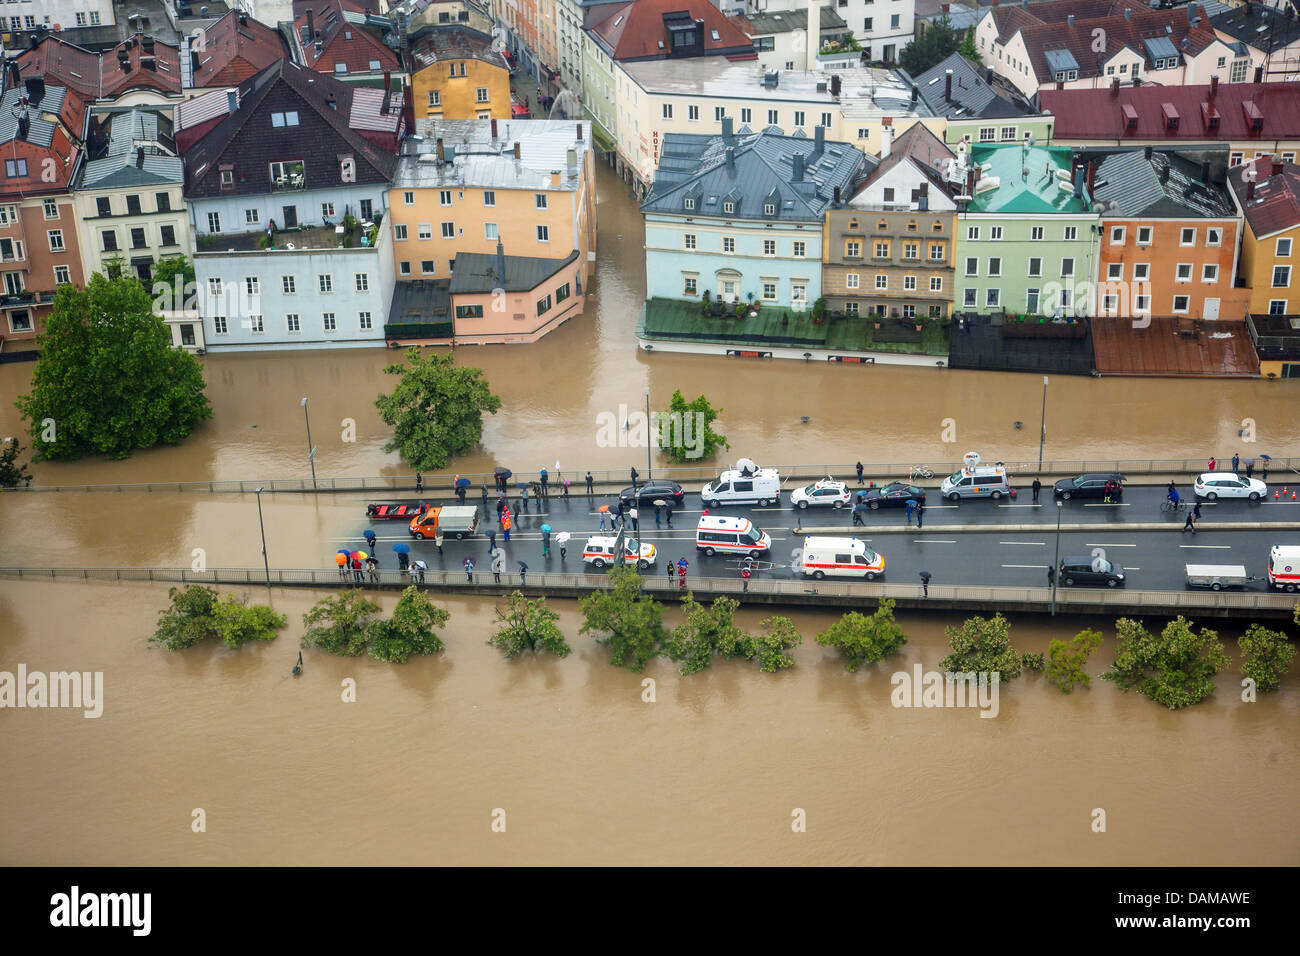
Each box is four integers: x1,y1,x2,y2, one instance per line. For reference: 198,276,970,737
363,529,377,550
586,472,594,494
540,467,549,496
1244,458,1255,479
904,500,916,525
352,556,364,585
919,571,931,597
542,530,551,557
1031,478,1041,504
629,507,639,531
521,485,530,512
1232,453,1240,475
667,562,675,586
415,472,424,493
435,529,444,556
487,529,496,552
665,504,674,528
630,466,639,490
410,560,427,584
518,561,528,586
464,556,475,582
491,549,505,583
856,461,864,484
1208,456,1217,472
654,505,662,527
916,500,925,529
336,552,348,578
1182,510,1197,534
502,511,513,542
456,484,466,504
481,484,489,506
852,501,866,526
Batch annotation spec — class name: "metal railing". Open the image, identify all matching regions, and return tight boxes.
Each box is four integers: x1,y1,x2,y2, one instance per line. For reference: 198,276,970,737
0,566,1294,615
5,457,1299,496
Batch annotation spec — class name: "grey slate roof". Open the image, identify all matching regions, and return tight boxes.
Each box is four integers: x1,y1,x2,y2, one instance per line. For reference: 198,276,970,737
736,6,849,35
1211,4,1300,50
449,250,577,293
82,109,184,188
1141,35,1180,62
641,127,868,222
1091,149,1236,219
1043,48,1080,76
915,53,1034,121
0,85,69,148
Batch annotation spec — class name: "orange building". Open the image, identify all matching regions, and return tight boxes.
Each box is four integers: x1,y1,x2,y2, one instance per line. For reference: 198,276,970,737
1091,149,1249,322
0,79,87,349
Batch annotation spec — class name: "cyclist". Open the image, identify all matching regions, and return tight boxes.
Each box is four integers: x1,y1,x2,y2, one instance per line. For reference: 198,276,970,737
1167,484,1181,509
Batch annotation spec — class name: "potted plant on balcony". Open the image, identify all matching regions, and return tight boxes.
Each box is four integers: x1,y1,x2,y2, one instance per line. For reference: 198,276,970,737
811,296,826,326
700,289,711,316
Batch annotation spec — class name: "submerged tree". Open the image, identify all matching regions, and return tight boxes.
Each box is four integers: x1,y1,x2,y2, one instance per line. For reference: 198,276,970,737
939,613,1023,683
491,592,571,659
579,567,666,672
657,389,729,463
1237,623,1295,694
1044,628,1103,693
0,437,33,489
815,600,908,672
1101,616,1229,709
151,585,285,651
301,591,382,657
367,586,450,663
374,348,502,470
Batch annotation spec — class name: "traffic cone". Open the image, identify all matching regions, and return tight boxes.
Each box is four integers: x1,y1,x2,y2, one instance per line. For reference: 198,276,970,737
1275,490,1280,499
1292,491,1297,499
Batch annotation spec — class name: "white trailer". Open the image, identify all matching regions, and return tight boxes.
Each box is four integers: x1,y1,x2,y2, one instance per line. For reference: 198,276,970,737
1184,564,1250,591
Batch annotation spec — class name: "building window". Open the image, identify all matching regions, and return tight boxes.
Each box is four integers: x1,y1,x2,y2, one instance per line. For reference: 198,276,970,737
929,244,944,261
130,228,147,249
1203,264,1218,282
439,190,453,206
287,314,300,333
1268,299,1287,316
986,289,1000,307
1102,294,1119,313
1107,263,1123,280
101,230,118,252
1061,258,1075,278
359,311,373,330
846,240,860,257
207,212,221,233
763,239,776,256
427,91,441,108
442,222,456,239
1176,263,1192,282
418,224,433,240
5,158,28,177
319,274,333,294
979,127,995,142
1230,59,1248,83
535,194,548,210
903,304,916,318
1030,226,1043,241
456,304,485,319
483,191,496,206
767,109,778,126
1063,226,1078,241
963,288,977,307
723,201,735,214
714,107,726,122
1134,263,1150,281
989,226,1003,240
793,111,805,128
876,274,888,289
846,273,859,289
684,233,697,250
476,87,490,104
323,313,337,332
249,314,265,334
821,112,833,128
282,276,296,294
537,225,550,242
213,316,228,335
421,260,436,275
208,278,222,298
1206,227,1222,247
987,257,1001,277
792,241,805,257
684,197,696,211
1059,288,1073,310
1273,266,1291,288
96,197,111,217
1110,226,1125,244
399,261,411,276
355,273,369,292
967,226,980,241
55,265,71,285
683,275,697,295
1136,226,1153,245
1026,289,1040,313
1229,152,1243,167
47,230,63,252
965,257,978,277
688,105,699,121
904,276,917,291
1172,295,1190,313
536,294,552,316
1180,227,1196,246
873,241,888,258
904,242,918,259
1000,126,1016,141
930,276,943,292
404,192,415,206
845,301,859,315
723,237,735,253
662,104,673,119
244,276,260,296
1276,238,1292,257
42,198,58,220
556,282,571,303
762,282,777,301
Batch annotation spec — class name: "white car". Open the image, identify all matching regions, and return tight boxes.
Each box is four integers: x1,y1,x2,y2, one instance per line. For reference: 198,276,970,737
1193,473,1266,501
790,479,851,510
583,535,656,569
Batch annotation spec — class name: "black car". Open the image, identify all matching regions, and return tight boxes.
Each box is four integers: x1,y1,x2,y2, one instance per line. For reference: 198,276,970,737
1053,473,1125,500
618,479,686,508
856,482,926,510
1057,556,1126,587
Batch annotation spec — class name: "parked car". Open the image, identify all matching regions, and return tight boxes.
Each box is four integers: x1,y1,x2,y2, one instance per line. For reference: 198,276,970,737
1053,473,1125,500
856,482,926,510
618,479,685,508
790,479,851,510
1193,473,1266,501
1057,555,1126,587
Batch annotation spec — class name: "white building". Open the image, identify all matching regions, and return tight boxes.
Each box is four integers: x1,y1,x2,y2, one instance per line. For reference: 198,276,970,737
720,0,915,63
8,0,114,32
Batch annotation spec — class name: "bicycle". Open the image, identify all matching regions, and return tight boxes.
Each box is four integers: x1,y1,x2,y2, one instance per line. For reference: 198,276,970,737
910,465,935,480
1160,498,1186,513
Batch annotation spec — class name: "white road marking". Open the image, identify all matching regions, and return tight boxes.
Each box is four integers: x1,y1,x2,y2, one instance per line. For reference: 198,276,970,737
1084,502,1129,507
999,503,1039,508
1085,542,1137,547
913,539,957,543
1179,544,1232,549
1003,564,1049,569
999,541,1046,546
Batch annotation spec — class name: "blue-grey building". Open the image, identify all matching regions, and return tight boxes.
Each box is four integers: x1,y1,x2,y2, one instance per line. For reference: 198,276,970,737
640,119,868,308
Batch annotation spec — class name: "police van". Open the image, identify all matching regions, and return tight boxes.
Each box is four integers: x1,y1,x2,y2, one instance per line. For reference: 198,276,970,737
939,452,1011,501
695,515,772,556
796,536,885,580
700,463,782,507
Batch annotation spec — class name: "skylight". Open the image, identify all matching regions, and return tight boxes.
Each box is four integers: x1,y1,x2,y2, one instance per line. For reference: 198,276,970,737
711,30,720,41
614,15,624,27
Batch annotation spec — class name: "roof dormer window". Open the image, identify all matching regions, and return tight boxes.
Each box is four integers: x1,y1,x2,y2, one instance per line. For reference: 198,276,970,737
764,202,776,216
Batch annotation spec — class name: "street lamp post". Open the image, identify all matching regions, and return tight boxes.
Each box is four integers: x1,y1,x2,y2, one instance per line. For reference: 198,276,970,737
300,397,317,490
255,486,271,588
644,386,652,481
1050,499,1062,616
1040,377,1050,476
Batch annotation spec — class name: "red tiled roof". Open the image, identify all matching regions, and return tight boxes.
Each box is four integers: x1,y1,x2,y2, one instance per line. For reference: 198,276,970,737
191,11,288,89
991,4,1221,82
102,36,184,97
1042,82,1300,140
17,36,100,100
293,0,400,75
588,0,754,60
1229,155,1300,238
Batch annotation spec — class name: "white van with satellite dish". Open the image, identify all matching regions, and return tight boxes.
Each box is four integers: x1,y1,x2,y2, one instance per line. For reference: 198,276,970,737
796,536,885,580
939,451,1011,501
1267,545,1300,592
700,458,782,507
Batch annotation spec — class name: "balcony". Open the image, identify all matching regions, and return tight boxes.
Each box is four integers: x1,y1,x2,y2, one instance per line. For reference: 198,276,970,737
270,161,307,193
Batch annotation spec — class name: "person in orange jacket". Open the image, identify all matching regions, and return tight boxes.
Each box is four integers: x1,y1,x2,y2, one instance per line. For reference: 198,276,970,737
502,510,512,543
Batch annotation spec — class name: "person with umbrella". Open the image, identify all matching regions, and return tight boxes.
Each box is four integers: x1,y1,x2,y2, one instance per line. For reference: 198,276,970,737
852,498,867,526
556,530,570,560
521,483,530,513
366,556,380,585
904,499,918,526
351,552,364,584
1260,454,1271,480
363,528,377,550
598,504,610,532
487,528,497,553
502,509,513,543
740,556,754,593
409,559,427,584
495,467,512,491
392,542,411,571
919,570,931,597
541,523,552,557
336,550,349,579
518,560,529,585
496,495,506,523
463,555,475,582
491,548,505,583
653,501,663,527
455,476,468,503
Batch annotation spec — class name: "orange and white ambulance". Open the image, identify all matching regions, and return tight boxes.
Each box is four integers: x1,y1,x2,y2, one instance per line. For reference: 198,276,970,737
796,536,885,580
695,514,771,556
1267,545,1300,592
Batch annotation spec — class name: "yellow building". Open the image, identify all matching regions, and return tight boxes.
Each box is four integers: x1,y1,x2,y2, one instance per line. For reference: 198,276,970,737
409,27,512,123
1229,157,1300,316
385,120,598,344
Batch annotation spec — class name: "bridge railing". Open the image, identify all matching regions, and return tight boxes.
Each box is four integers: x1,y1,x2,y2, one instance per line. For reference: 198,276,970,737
0,566,1294,614
4,457,1298,495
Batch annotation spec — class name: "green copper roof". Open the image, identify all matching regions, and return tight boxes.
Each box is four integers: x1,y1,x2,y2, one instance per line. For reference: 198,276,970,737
966,143,1090,215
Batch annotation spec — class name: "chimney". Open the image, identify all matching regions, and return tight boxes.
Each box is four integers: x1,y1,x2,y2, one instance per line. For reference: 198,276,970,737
143,35,156,53
226,87,237,112
1124,7,1132,21
833,185,841,204
24,76,44,106
143,56,157,71
437,138,445,162
382,71,391,113
119,49,131,73
1086,160,1097,193
1068,14,1075,26
513,141,521,160
1247,179,1256,201
1254,66,1264,83
551,169,561,187
722,115,734,141
830,74,841,97
725,146,735,170
1209,74,1219,98
1145,145,1153,160
881,123,892,158
792,153,804,182
496,241,506,283
307,9,315,40
191,50,200,75
567,147,577,171
813,124,824,158
491,118,498,139
1273,160,1284,177
136,146,145,168
1159,163,1170,185
1111,77,1120,96
16,114,29,140
945,69,953,102
910,85,918,104
576,123,583,141
984,67,993,85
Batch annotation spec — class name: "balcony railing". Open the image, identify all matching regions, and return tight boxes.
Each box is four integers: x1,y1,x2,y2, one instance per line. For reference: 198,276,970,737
270,173,307,192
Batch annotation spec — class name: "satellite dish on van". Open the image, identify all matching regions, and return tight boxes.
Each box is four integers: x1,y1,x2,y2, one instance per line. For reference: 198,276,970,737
736,457,758,474
286,242,295,249
963,451,981,469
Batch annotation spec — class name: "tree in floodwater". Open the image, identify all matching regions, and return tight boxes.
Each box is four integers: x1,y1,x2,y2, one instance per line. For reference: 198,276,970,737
301,591,382,657
374,348,502,470
151,585,286,651
1044,628,1103,693
491,592,571,659
17,273,212,460
815,600,907,672
1101,616,1228,709
939,613,1023,683
367,586,450,663
656,389,728,463
663,595,801,674
0,437,33,488
1237,623,1295,694
579,567,665,672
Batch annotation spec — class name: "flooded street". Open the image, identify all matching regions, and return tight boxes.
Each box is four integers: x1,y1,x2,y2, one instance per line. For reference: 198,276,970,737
0,165,1297,867
2,579,1296,866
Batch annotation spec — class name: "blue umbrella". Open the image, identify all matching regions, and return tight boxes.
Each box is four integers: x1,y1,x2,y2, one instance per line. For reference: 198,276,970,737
391,542,411,554
455,477,471,488
540,524,552,534
337,549,350,557
905,499,919,508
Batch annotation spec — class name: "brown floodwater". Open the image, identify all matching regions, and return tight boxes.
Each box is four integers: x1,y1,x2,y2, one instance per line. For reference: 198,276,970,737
1,579,1295,865
0,164,1297,488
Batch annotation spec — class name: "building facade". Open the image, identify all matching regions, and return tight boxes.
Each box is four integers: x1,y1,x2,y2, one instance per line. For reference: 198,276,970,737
409,27,512,121
1229,155,1300,318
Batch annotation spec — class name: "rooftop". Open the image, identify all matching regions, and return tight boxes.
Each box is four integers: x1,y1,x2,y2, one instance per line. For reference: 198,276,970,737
1040,82,1300,140
965,142,1093,214
81,107,183,189
1091,148,1236,218
195,218,381,253
1211,3,1300,50
293,0,400,75
857,123,957,198
728,6,849,36
1228,155,1300,238
587,0,756,61
0,83,72,150
914,52,1036,120
449,248,578,294
393,119,592,190
387,278,452,329
409,26,509,72
190,10,289,88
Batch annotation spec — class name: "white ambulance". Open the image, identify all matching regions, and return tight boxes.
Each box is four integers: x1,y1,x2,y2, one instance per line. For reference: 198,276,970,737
796,536,885,580
695,514,772,556
1267,545,1300,591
